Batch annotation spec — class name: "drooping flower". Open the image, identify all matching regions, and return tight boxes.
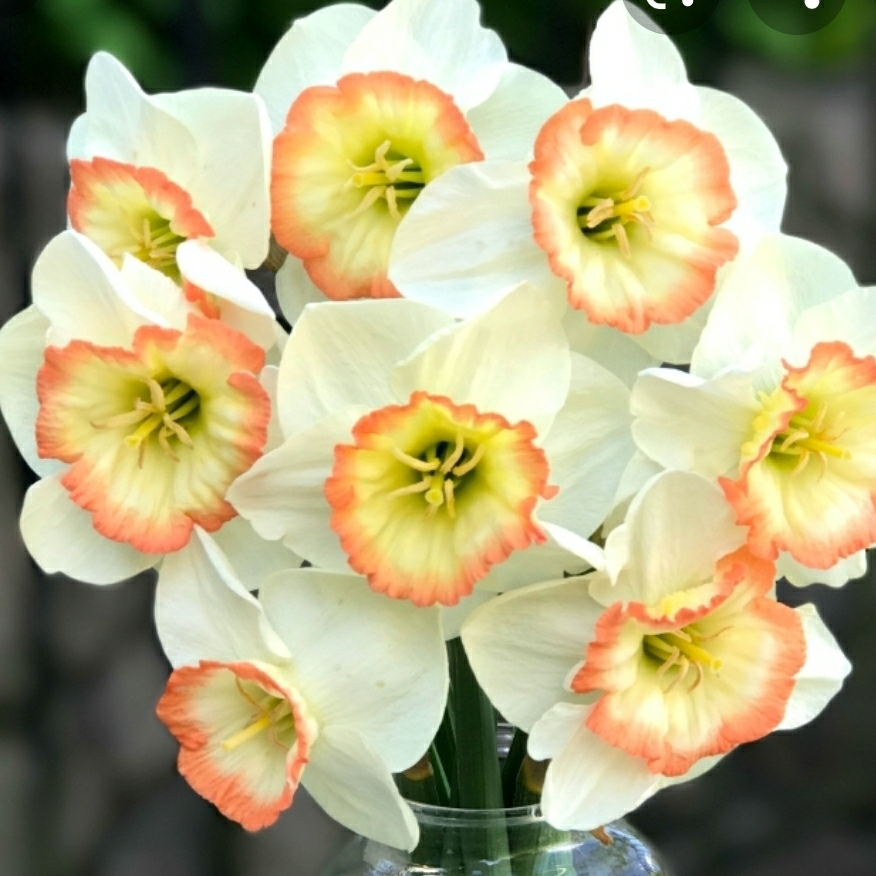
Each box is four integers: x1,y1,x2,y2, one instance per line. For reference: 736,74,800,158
389,0,787,363
0,231,275,584
254,0,569,320
462,471,850,830
67,52,276,350
155,528,446,846
632,233,873,586
228,284,632,609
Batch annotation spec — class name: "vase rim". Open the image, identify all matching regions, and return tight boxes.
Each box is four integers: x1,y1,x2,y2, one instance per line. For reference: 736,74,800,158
404,800,544,828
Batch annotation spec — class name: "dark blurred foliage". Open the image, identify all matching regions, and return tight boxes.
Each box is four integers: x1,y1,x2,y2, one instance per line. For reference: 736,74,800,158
3,0,876,109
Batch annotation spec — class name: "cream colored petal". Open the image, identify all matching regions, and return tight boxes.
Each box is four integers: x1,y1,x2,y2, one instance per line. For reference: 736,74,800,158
255,4,377,133
156,527,286,668
586,0,698,122
777,551,867,589
151,88,272,267
227,408,367,570
176,240,277,351
462,578,600,731
540,353,635,541
692,234,856,380
20,476,156,584
0,307,61,477
391,283,570,436
390,161,562,319
563,309,659,389
341,0,506,112
260,568,446,772
779,604,851,731
33,231,151,348
277,300,453,439
303,727,419,851
631,367,760,480
605,471,747,603
466,63,567,161
275,254,329,326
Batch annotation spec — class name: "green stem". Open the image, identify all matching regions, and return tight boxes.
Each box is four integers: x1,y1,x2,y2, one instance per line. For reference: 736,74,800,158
447,638,511,876
447,638,504,810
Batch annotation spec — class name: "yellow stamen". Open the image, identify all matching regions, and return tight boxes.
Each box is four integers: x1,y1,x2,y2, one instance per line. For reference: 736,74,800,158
221,713,274,752
346,139,426,221
453,442,486,477
392,448,440,472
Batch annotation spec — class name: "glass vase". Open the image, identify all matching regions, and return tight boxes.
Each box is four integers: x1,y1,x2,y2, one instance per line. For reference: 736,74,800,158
319,802,671,876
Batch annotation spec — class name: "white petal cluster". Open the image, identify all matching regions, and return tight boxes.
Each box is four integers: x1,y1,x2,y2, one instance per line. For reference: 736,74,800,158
0,0,865,850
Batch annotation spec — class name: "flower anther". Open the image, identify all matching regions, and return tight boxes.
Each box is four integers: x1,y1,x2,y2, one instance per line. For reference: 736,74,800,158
36,315,269,553
529,100,738,334
272,71,483,301
69,157,214,282
572,549,805,776
157,660,317,831
325,391,555,607
721,341,876,569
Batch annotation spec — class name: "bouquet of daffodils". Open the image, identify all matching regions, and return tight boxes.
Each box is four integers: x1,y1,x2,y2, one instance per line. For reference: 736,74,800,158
1,0,864,854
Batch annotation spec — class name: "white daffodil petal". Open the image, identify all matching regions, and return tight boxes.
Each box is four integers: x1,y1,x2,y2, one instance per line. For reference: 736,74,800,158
466,63,568,161
474,531,595,593
631,367,759,479
176,239,276,351
527,701,588,762
227,408,367,570
540,354,635,540
341,0,506,112
692,234,857,379
462,578,600,731
119,255,189,329
260,569,446,771
277,300,454,438
629,298,715,366
275,254,329,326
603,450,664,538
779,604,851,731
390,162,561,319
256,4,378,133
33,231,151,347
792,286,876,363
303,726,419,851
77,53,197,184
606,471,746,603
391,283,570,436
586,1,698,121
539,708,662,831
150,88,271,267
0,307,61,478
697,86,787,233
777,551,867,589
155,528,285,668
562,310,659,389
440,589,495,640
20,476,155,583
208,517,302,592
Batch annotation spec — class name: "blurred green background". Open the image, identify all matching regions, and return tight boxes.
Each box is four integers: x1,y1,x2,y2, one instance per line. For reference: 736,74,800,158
3,0,876,102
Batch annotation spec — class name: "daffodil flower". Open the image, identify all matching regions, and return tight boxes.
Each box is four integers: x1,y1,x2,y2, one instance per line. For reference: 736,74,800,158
254,0,568,319
462,472,850,830
0,231,280,584
390,0,787,364
67,53,277,350
155,528,446,847
632,233,874,586
228,284,632,609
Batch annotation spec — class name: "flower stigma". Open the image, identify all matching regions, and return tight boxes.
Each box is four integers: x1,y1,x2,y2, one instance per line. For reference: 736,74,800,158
643,624,725,694
221,677,296,753
576,168,654,260
93,376,200,467
389,431,486,519
345,140,427,222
